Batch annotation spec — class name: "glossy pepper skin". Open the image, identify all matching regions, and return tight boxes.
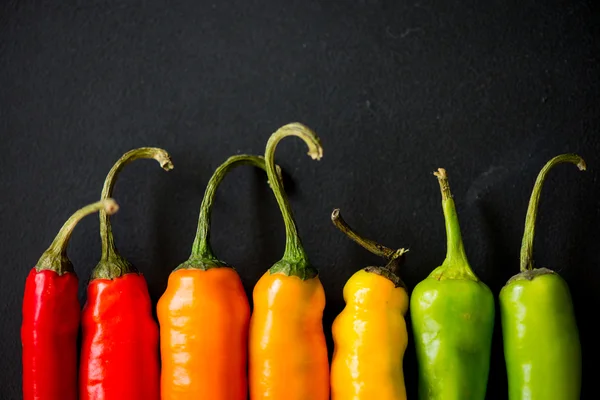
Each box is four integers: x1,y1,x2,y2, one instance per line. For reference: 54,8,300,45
80,148,172,400
81,274,160,399
329,209,409,400
249,123,329,400
500,154,584,400
410,168,494,400
157,155,280,399
158,268,248,399
21,199,118,400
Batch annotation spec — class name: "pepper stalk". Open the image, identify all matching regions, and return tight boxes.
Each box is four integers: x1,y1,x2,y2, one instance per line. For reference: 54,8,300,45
93,147,173,279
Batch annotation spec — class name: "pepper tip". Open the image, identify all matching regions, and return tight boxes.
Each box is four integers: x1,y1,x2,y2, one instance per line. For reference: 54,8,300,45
103,199,119,215
331,208,340,221
308,147,323,161
433,168,447,179
161,160,175,171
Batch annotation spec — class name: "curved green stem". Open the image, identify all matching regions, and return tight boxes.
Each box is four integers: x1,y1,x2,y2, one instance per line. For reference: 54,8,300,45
331,208,407,273
36,199,119,274
265,123,322,280
93,147,173,280
183,155,282,269
431,168,476,280
520,154,586,272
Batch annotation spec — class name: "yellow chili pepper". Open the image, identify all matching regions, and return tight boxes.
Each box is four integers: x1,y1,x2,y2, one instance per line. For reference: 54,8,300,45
330,209,409,400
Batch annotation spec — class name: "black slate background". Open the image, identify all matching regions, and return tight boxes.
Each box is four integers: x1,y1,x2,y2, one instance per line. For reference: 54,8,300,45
1,0,599,399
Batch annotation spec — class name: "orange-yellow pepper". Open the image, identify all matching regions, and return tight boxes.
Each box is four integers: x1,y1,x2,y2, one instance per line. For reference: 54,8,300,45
249,123,329,400
250,270,329,398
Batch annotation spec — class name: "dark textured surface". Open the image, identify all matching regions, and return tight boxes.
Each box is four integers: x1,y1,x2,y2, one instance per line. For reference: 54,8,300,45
1,0,599,398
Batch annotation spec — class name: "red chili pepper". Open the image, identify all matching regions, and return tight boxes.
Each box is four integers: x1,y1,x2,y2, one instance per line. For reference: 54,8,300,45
79,148,173,400
21,199,119,400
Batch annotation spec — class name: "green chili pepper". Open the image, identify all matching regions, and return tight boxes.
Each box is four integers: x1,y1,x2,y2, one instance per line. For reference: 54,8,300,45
410,168,495,400
500,154,585,400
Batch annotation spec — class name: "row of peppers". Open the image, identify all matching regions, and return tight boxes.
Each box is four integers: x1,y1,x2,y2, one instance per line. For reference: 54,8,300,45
22,122,583,400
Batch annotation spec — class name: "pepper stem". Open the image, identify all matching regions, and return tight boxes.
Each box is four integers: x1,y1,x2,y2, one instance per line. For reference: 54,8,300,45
36,199,119,274
93,147,173,280
519,154,586,272
432,168,476,280
265,123,322,280
185,155,283,269
331,208,407,273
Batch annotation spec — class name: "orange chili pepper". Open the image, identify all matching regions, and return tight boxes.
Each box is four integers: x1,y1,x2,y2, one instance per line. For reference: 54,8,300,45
249,123,330,400
157,155,280,400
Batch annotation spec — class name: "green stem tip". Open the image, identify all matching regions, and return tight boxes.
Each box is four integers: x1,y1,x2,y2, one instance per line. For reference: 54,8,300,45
266,123,322,280
93,147,173,280
519,154,586,272
36,199,119,275
431,168,476,280
179,154,283,271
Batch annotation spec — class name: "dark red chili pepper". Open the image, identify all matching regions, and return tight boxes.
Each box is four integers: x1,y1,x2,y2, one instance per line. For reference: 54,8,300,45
21,199,119,400
79,148,173,400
